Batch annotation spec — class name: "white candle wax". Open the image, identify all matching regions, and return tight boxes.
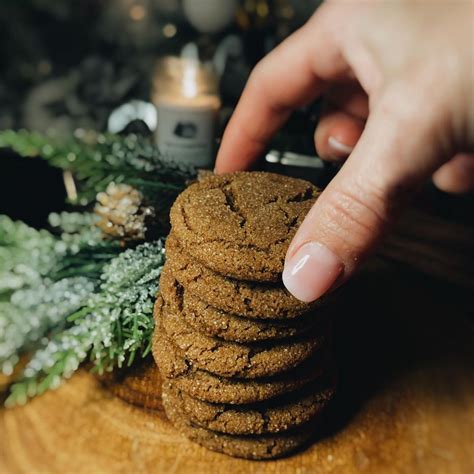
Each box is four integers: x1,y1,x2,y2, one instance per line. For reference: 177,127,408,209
152,57,221,168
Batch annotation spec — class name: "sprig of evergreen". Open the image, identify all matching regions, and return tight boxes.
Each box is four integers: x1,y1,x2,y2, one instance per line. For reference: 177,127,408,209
0,214,121,292
0,214,123,379
0,277,96,376
0,130,183,406
0,129,194,205
5,240,165,407
46,212,123,280
0,215,58,293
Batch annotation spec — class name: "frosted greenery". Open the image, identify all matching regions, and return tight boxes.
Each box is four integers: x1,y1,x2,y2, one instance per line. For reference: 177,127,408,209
0,277,95,375
0,215,58,293
0,214,120,292
0,130,183,407
6,240,165,407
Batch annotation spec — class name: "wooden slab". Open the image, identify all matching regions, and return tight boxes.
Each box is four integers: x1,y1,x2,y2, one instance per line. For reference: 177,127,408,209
1,258,473,474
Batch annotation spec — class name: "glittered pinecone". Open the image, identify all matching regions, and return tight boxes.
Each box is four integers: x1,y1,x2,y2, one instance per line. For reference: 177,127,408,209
95,182,156,241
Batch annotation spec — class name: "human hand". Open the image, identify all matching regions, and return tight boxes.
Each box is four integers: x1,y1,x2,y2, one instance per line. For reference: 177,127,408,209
215,0,474,302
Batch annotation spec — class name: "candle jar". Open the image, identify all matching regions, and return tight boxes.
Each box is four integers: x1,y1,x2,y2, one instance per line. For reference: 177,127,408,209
152,56,221,168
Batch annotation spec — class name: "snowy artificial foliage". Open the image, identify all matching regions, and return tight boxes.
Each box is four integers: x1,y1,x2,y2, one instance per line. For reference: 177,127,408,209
0,130,190,407
6,240,165,407
0,277,95,375
0,215,58,292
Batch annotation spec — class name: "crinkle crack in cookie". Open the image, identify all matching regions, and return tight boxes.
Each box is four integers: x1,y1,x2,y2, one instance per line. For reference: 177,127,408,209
162,378,335,436
160,299,328,378
159,266,324,343
152,302,328,404
165,234,332,319
170,172,320,282
162,384,316,460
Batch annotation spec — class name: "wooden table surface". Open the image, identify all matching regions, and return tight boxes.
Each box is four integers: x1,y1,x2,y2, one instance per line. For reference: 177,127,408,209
1,209,473,474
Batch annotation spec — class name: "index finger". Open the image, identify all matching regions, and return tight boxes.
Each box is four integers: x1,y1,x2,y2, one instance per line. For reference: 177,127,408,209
215,8,347,173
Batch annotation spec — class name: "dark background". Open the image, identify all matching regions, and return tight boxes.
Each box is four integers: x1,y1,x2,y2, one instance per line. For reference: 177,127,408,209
0,0,472,229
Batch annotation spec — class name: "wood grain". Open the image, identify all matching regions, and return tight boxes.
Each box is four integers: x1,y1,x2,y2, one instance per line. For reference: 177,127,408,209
380,208,474,289
1,257,473,474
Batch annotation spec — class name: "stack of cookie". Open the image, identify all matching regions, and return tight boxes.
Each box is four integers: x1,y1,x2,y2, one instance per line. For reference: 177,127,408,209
153,172,336,460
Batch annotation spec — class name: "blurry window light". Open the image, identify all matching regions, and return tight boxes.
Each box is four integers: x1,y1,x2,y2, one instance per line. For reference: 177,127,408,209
163,23,177,38
129,4,146,21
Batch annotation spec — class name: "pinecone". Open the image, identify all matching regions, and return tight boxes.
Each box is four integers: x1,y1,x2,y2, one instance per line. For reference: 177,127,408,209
95,182,156,241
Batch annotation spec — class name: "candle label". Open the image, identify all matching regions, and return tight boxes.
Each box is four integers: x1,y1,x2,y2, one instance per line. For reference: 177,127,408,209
155,104,216,168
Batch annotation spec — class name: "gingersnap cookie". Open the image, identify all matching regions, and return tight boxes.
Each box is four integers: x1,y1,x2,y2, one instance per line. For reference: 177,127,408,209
162,376,335,435
165,234,330,319
160,298,328,378
100,357,163,410
159,266,323,343
162,386,315,460
152,315,327,404
170,172,320,282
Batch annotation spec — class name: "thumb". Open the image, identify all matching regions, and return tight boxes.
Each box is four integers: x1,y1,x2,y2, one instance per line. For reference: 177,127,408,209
283,93,449,302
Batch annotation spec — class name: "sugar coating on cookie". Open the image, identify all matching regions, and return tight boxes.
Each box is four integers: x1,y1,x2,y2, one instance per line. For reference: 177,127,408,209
162,379,335,435
152,302,328,404
170,172,320,282
160,297,328,378
165,233,331,319
162,382,316,460
159,266,323,342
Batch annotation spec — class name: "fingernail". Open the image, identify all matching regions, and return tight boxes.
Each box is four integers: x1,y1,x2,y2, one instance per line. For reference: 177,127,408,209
282,242,344,303
328,136,354,156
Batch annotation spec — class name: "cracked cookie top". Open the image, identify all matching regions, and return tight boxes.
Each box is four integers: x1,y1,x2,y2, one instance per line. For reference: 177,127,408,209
159,266,322,342
162,378,335,436
161,381,317,460
160,294,328,379
152,302,328,404
165,233,327,319
169,172,320,282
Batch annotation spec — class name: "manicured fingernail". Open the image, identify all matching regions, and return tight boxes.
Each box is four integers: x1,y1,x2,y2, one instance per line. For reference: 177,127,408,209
282,242,344,302
328,136,354,156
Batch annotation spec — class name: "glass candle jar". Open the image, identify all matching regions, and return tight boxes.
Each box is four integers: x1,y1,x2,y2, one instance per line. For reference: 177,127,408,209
152,56,221,168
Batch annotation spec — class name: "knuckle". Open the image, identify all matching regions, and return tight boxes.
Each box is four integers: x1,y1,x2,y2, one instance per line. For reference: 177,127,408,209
377,82,429,129
375,76,454,163
321,183,390,255
248,60,266,83
377,66,451,135
246,61,283,112
248,57,276,90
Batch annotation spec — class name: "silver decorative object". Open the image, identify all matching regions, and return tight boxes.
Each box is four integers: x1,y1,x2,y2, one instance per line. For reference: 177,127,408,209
107,100,157,134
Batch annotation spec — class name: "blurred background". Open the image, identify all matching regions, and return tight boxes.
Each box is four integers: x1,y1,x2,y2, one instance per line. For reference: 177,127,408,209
0,0,472,230
0,0,327,227
0,0,324,133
